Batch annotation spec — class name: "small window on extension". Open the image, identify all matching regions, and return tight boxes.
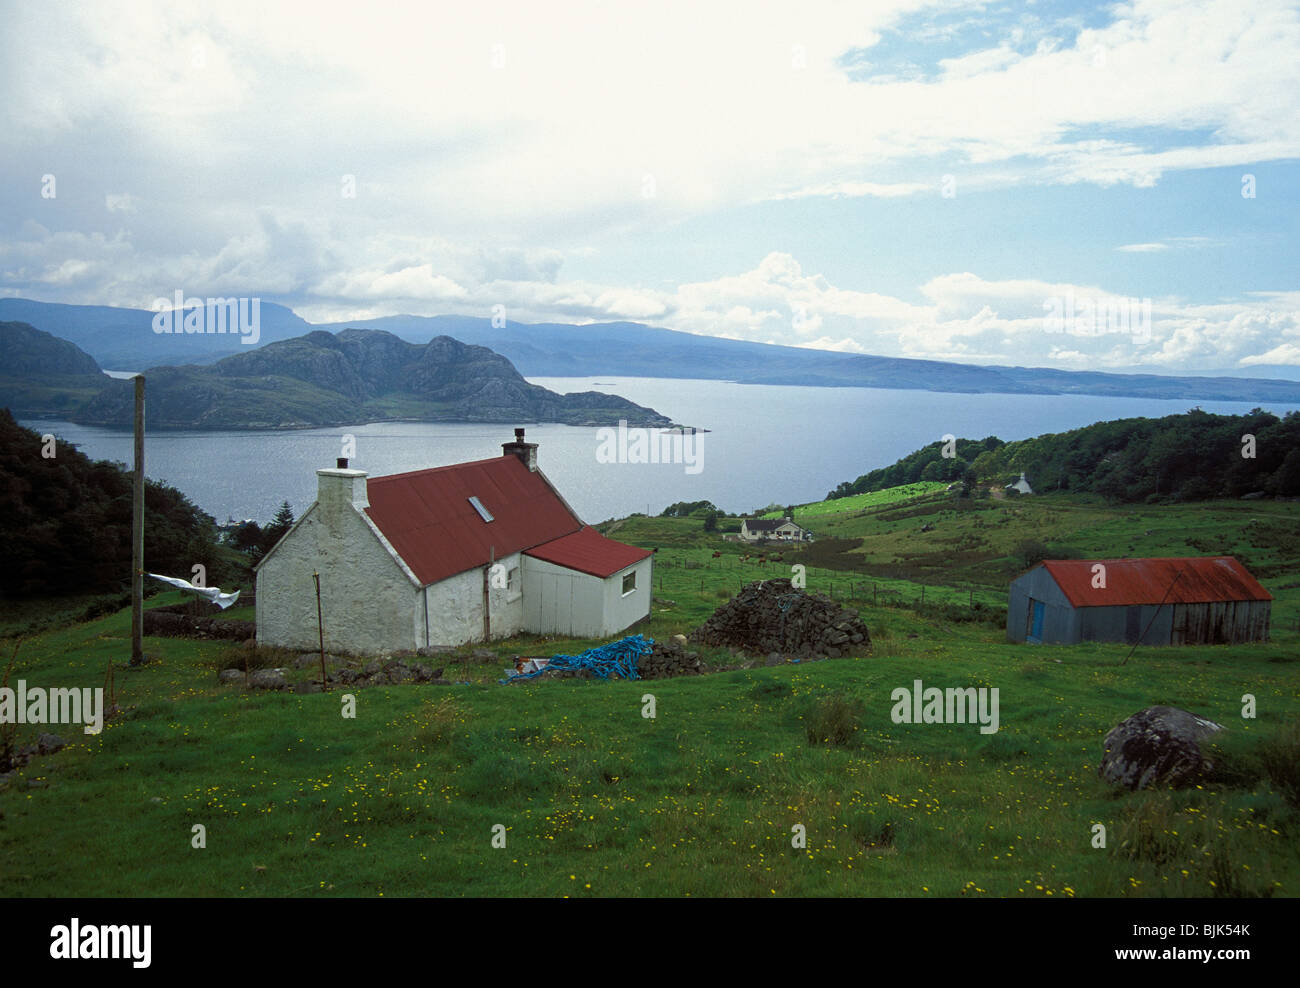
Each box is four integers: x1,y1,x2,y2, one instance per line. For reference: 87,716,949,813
468,496,494,522
621,570,636,595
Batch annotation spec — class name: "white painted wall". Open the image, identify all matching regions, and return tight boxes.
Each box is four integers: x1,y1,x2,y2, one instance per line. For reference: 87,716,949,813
420,551,525,647
256,500,418,655
598,556,653,636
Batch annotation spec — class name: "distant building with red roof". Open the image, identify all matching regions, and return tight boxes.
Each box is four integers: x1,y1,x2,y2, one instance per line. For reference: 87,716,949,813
255,429,652,654
1008,557,1271,646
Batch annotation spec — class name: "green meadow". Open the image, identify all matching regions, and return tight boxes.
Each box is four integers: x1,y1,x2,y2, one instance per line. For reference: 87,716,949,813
2,487,1298,897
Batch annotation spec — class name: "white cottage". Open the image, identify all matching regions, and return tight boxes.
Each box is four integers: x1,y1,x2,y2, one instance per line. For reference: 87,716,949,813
1005,472,1033,495
254,429,653,654
739,517,810,542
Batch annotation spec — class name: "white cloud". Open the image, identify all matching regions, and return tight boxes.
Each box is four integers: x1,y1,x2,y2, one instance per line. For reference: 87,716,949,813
2,0,1298,376
105,193,136,214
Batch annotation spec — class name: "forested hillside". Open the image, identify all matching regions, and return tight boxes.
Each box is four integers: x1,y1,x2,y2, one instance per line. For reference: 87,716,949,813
0,409,226,597
827,409,1300,503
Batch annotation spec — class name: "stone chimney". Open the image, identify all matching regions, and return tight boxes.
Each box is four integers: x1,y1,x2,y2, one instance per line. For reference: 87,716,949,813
502,427,538,472
316,461,369,527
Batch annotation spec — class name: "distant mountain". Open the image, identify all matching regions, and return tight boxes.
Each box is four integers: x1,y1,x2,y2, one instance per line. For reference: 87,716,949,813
6,297,1300,403
72,329,674,430
0,321,107,418
315,313,1300,402
0,297,312,369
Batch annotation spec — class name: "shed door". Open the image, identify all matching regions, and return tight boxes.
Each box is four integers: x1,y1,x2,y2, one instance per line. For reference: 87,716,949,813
1028,599,1045,643
1125,605,1142,645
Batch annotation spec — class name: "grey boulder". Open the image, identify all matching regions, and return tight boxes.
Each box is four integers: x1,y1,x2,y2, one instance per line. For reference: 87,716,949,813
1099,705,1224,790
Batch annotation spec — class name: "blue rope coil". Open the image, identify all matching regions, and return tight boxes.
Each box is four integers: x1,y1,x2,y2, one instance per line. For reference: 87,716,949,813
501,634,655,684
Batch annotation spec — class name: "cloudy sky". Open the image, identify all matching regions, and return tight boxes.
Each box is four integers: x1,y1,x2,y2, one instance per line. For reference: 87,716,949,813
3,0,1298,372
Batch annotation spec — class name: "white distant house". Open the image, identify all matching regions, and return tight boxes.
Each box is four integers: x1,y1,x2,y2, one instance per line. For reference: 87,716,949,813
254,429,653,655
739,517,811,543
1006,472,1033,495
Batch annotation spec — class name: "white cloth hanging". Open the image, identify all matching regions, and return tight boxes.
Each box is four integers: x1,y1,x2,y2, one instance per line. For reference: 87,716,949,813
146,573,241,609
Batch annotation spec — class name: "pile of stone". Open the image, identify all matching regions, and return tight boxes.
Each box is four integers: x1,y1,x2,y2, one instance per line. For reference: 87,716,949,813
218,654,448,691
0,732,67,789
329,656,447,688
637,636,703,679
690,579,871,658
144,605,254,642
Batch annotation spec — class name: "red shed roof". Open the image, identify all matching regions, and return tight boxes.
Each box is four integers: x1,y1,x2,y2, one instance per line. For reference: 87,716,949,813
364,455,582,585
524,526,653,578
1040,557,1272,608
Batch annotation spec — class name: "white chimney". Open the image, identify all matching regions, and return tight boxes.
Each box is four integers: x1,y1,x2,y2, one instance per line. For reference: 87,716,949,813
317,457,368,525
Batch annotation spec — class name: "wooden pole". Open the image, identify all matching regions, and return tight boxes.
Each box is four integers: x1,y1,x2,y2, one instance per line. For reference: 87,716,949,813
130,374,145,666
313,572,327,688
482,547,494,642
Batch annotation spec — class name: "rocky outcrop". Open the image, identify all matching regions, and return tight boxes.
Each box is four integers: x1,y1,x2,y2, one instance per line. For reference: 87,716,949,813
1099,705,1224,790
75,329,674,430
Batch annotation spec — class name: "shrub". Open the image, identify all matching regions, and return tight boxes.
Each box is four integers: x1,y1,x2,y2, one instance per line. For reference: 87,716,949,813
804,693,863,746
1258,721,1300,807
408,696,463,750
1013,538,1050,568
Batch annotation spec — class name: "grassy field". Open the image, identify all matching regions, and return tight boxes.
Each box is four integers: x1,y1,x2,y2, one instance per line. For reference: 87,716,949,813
2,486,1298,897
758,482,950,519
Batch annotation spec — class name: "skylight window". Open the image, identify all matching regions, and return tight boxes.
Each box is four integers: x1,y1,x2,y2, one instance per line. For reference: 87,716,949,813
468,496,494,523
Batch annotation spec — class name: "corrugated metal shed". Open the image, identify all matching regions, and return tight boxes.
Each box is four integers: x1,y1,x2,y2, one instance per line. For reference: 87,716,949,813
364,456,581,586
524,526,652,578
1041,557,1272,607
1008,556,1272,646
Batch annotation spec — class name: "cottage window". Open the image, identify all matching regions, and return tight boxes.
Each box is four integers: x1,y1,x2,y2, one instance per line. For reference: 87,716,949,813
621,571,637,596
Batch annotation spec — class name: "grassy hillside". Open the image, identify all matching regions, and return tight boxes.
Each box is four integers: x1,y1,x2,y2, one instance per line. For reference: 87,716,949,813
2,489,1298,898
759,482,950,520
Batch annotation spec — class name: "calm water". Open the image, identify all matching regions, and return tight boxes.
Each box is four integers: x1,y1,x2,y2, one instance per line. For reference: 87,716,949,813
22,378,1300,526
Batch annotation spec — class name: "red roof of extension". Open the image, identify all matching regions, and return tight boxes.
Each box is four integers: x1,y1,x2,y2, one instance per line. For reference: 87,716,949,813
524,526,653,578
1040,557,1272,608
364,456,582,586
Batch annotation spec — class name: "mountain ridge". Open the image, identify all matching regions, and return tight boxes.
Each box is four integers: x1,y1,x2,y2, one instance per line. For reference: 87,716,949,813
2,297,1299,403
0,322,675,430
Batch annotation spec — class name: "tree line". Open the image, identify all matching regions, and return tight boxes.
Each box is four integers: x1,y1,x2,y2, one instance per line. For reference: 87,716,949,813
0,409,294,598
825,409,1300,503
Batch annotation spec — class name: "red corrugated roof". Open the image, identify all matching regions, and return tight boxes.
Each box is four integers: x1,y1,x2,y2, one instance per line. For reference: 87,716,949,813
364,455,582,586
1040,557,1272,608
524,526,653,578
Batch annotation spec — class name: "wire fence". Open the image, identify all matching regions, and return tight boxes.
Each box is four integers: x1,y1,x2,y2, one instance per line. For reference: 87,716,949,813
650,549,1007,614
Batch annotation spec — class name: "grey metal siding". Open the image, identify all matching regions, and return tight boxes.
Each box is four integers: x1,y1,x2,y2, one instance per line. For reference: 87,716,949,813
1007,566,1075,643
1008,564,1270,645
1079,604,1173,645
